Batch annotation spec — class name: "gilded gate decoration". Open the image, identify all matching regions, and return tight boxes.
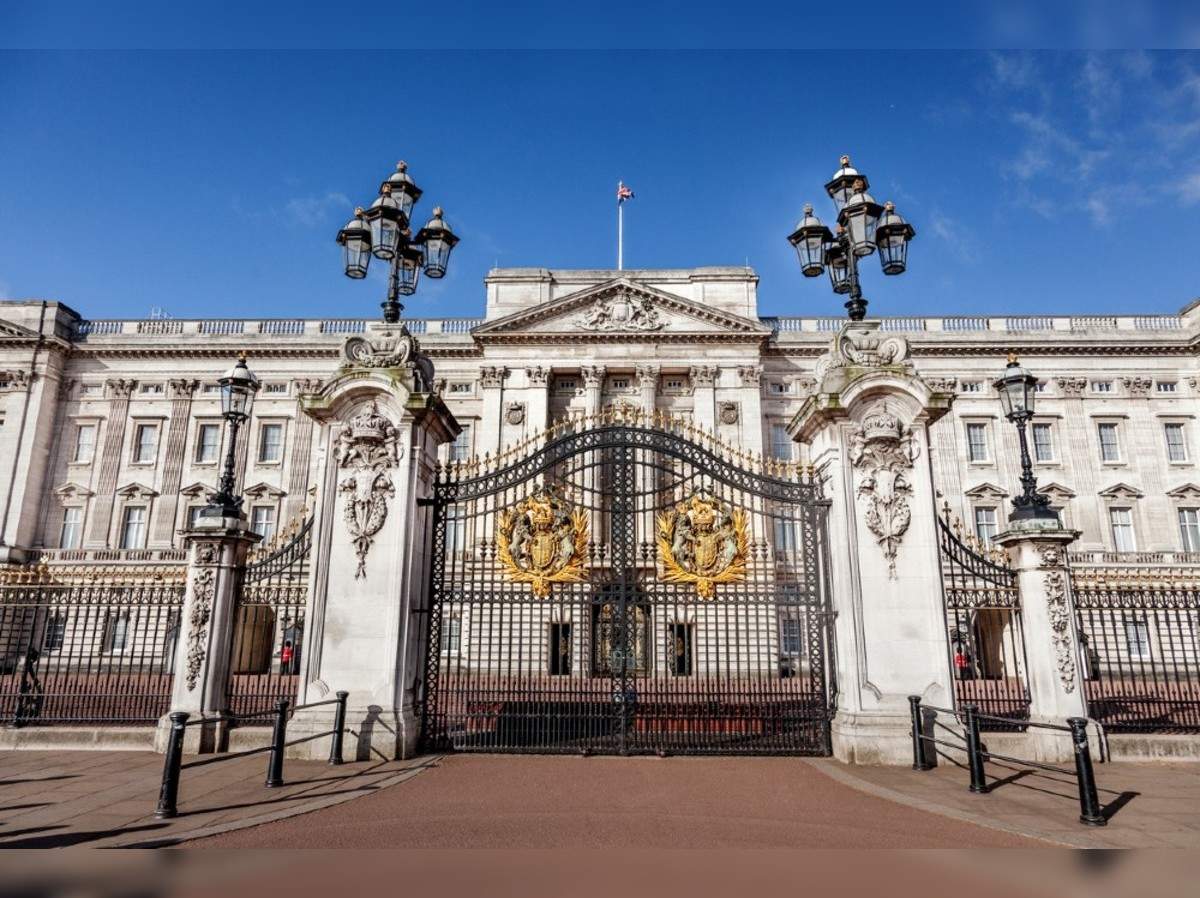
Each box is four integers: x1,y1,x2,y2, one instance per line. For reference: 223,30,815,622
422,409,834,757
657,491,748,599
497,489,590,598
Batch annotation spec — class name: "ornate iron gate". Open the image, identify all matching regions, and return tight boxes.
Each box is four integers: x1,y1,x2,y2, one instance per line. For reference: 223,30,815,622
421,412,834,755
937,505,1031,727
227,513,311,715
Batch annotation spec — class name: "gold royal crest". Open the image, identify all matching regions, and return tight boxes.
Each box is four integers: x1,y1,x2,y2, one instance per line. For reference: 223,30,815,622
657,491,748,599
497,489,589,598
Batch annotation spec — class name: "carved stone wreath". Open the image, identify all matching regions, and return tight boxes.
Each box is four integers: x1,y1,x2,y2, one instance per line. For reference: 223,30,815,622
848,404,919,578
335,400,400,579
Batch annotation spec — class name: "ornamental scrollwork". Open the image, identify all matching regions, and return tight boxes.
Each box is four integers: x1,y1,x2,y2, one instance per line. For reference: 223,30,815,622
335,400,400,579
577,292,664,332
657,491,748,599
1043,566,1078,694
185,566,216,691
496,489,589,598
849,404,919,578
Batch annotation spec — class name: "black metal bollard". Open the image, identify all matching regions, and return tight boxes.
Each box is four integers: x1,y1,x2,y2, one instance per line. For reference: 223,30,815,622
329,691,348,766
155,711,190,819
265,699,290,788
1068,717,1107,827
963,704,989,794
908,695,932,771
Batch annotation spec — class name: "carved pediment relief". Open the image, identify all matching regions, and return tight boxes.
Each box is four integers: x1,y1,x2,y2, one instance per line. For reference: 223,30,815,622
964,482,1009,500
1167,482,1200,501
116,482,159,500
54,482,95,502
244,482,287,500
473,279,771,341
1098,481,1143,500
180,481,215,498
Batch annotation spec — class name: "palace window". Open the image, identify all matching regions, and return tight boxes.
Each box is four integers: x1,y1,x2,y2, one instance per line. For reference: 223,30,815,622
60,507,83,549
1124,620,1151,660
263,383,288,395
103,612,131,653
73,424,96,463
449,424,472,462
611,378,630,390
1032,422,1054,462
445,506,467,554
139,383,164,395
774,518,798,553
448,382,472,394
770,423,792,460
258,423,284,463
251,506,276,542
1164,423,1189,462
195,423,221,463
187,505,206,528
973,507,998,543
1179,508,1200,552
780,615,803,655
1097,423,1121,462
1109,507,1136,552
960,382,982,393
549,623,572,675
557,378,577,391
120,505,148,550
670,623,694,676
1157,381,1178,394
769,381,788,395
440,613,461,654
1034,381,1047,393
965,422,989,462
664,378,684,390
43,613,67,652
1092,381,1113,394
133,424,158,464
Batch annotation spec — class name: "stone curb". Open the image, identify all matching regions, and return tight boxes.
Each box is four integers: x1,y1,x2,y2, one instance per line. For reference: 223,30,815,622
801,758,1084,848
120,755,442,848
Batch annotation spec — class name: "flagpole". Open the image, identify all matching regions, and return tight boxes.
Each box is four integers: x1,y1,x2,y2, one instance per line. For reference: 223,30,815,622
617,181,624,270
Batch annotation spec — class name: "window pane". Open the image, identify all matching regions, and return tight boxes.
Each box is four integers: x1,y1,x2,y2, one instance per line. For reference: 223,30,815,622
1179,508,1200,552
1125,620,1150,660
1165,424,1188,462
974,507,997,542
121,506,147,549
1098,424,1120,462
74,424,96,462
771,423,791,460
1032,423,1053,462
251,506,276,542
259,423,283,462
966,423,988,462
1109,507,1135,551
60,507,83,549
196,424,220,462
135,425,157,463
450,424,472,462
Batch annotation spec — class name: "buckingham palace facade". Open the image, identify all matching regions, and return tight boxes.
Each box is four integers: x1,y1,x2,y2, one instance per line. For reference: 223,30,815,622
1,267,1198,761
3,266,1198,563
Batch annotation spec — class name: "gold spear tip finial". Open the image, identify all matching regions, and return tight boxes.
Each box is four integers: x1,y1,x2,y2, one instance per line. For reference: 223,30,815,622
433,206,444,218
354,206,365,216
380,184,392,195
1007,351,1019,364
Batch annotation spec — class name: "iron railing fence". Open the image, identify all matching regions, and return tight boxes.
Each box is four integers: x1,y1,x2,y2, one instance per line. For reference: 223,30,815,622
937,507,1031,728
227,515,312,717
1071,567,1199,733
0,565,186,725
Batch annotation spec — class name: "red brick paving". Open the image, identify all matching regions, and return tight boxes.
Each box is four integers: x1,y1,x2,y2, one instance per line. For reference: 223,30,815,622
189,754,1043,848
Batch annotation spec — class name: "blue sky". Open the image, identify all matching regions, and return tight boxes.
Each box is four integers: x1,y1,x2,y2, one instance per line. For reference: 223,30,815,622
2,46,1199,320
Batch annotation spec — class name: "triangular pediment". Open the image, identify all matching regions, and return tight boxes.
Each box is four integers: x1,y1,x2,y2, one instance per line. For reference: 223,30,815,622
244,482,287,500
116,482,159,500
1167,482,1200,501
1099,481,1143,500
964,481,1008,500
54,481,94,501
0,319,38,339
1038,481,1076,500
473,279,771,342
180,481,215,498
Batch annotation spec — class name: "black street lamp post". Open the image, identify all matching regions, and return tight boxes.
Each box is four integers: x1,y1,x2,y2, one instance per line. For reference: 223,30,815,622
336,161,459,324
993,354,1059,526
788,155,915,321
204,354,259,521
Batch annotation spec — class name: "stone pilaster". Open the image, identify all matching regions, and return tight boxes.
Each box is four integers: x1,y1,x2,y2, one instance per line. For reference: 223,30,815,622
151,379,199,546
635,365,659,415
791,321,956,764
85,378,136,547
690,365,718,431
525,366,551,435
293,324,458,760
156,521,260,752
994,525,1089,760
479,366,507,455
582,365,606,416
736,365,765,460
284,379,323,523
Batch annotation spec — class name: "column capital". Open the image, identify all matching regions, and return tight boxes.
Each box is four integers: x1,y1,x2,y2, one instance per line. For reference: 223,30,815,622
581,365,606,387
525,366,551,388
689,365,718,388
480,366,508,389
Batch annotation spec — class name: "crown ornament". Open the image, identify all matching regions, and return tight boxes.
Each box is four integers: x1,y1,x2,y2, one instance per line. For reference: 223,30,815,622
860,406,903,443
349,400,396,443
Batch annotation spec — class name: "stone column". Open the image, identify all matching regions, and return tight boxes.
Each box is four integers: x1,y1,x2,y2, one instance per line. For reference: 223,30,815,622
479,366,507,455
151,379,199,546
525,366,551,435
791,322,956,764
636,364,659,416
85,378,136,547
582,365,606,417
156,519,260,752
690,365,717,431
994,525,1090,760
736,365,766,460
283,378,323,523
293,325,458,760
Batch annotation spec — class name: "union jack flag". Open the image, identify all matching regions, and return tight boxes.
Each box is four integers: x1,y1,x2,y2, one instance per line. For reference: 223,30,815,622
617,182,634,203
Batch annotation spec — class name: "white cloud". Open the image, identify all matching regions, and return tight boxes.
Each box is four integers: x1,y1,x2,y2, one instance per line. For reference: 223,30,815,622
927,210,979,264
284,192,352,228
1182,171,1200,205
